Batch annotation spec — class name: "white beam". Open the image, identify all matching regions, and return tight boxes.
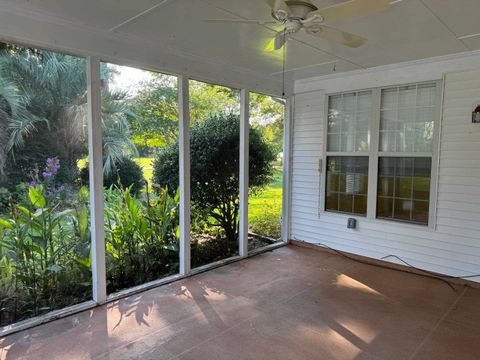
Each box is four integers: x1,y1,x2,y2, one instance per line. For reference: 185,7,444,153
178,76,191,275
239,90,250,257
87,57,107,304
281,96,293,243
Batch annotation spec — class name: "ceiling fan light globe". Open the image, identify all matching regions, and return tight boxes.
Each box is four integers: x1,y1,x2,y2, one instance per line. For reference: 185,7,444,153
285,19,302,32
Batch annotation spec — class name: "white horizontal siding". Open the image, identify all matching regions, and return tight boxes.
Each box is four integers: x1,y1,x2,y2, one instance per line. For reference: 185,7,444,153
290,68,480,281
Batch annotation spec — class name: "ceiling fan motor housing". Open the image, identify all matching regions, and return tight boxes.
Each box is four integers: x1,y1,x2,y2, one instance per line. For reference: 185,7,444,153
285,1,318,19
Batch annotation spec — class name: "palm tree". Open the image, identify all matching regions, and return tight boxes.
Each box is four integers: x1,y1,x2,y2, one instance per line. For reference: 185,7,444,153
0,44,136,187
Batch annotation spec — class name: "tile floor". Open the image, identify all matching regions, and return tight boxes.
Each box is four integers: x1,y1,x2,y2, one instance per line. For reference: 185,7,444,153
1,244,479,360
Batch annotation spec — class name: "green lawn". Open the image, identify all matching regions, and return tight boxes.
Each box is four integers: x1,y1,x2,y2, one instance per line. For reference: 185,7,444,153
249,169,283,219
248,168,283,238
135,158,154,184
77,157,155,183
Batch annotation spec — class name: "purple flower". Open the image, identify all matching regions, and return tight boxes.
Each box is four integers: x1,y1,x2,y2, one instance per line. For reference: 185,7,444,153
42,157,60,179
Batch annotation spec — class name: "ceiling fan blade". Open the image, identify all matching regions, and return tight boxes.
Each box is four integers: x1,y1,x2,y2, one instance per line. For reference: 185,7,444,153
310,0,389,24
307,25,367,48
265,0,292,16
274,30,289,50
203,19,276,25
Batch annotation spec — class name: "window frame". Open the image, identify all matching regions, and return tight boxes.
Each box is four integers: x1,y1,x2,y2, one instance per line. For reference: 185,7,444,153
320,80,442,229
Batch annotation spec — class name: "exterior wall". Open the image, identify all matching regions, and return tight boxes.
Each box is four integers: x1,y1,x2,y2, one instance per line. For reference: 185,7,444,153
291,55,480,280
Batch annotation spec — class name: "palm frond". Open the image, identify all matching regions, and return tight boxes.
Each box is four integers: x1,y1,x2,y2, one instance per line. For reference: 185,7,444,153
0,79,29,120
6,114,48,153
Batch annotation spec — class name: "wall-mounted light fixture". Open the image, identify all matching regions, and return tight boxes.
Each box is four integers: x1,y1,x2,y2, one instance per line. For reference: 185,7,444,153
473,105,480,123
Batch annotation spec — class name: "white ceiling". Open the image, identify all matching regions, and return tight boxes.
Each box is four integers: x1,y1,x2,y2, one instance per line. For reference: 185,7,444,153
1,0,480,85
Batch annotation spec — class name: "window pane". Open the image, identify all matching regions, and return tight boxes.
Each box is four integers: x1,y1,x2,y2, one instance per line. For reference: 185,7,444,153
398,85,416,108
377,197,393,218
380,110,397,131
325,157,369,215
417,83,436,107
394,199,413,221
0,42,91,326
377,157,431,225
378,176,394,197
380,83,436,153
328,133,341,152
327,91,372,152
189,80,240,269
355,132,369,152
248,93,285,252
357,91,373,111
354,195,368,215
379,131,396,152
356,111,370,132
101,63,180,295
381,88,397,110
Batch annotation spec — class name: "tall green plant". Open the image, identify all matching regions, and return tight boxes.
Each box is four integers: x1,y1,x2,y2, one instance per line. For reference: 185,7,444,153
0,184,91,325
0,157,91,326
104,184,179,293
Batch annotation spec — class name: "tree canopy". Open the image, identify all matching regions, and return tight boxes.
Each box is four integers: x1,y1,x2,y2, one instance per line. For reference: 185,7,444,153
126,77,284,156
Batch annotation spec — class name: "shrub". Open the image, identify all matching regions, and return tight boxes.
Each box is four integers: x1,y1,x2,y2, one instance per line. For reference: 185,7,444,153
0,154,78,191
80,157,145,194
250,207,282,240
153,113,276,242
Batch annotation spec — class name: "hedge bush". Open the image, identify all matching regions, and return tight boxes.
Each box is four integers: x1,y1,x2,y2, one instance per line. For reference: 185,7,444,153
80,157,145,194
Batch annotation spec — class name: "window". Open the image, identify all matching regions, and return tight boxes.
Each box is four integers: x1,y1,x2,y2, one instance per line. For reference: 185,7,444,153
326,157,369,215
377,83,436,225
377,157,432,225
328,91,372,152
325,91,373,216
380,84,435,153
324,82,438,226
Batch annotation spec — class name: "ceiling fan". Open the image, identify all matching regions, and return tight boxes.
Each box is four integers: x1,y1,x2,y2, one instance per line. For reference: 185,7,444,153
204,0,389,50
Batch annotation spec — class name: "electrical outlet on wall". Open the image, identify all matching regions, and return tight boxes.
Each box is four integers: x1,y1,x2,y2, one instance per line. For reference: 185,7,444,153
347,218,357,229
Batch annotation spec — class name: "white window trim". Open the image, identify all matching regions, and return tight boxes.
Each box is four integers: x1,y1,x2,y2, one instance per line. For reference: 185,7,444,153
319,80,443,230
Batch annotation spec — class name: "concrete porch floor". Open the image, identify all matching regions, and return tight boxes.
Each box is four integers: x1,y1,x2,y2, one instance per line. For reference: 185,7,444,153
1,245,480,360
